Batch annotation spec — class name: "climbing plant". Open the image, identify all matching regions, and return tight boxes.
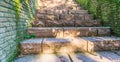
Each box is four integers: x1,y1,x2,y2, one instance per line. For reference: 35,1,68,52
76,0,120,36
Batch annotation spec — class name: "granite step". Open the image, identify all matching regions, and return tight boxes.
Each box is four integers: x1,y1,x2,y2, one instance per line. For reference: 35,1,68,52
15,52,120,62
37,10,88,14
20,36,120,54
14,53,71,62
27,27,110,38
30,19,101,27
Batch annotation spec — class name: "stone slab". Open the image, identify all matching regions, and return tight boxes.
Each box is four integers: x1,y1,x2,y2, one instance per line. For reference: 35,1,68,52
42,38,73,53
14,53,71,62
20,38,43,54
98,52,120,61
75,20,101,27
63,27,97,37
27,27,111,38
70,38,88,52
69,53,111,62
82,37,120,52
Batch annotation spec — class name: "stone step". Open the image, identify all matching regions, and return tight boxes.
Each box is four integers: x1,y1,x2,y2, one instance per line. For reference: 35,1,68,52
31,19,101,27
20,38,43,55
38,0,81,11
36,13,92,21
27,27,110,38
14,54,71,62
69,53,111,62
69,52,120,62
83,37,120,52
37,10,88,14
15,51,120,62
20,36,120,54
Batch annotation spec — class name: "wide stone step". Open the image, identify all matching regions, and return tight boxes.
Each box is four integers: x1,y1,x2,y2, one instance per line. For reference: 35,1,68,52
20,37,120,54
31,19,101,27
69,52,120,62
15,51,120,62
37,10,88,14
36,10,90,20
14,53,71,62
27,27,110,38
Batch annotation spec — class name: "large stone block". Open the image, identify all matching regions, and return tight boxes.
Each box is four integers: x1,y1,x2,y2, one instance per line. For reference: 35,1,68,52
97,27,111,36
45,20,62,27
27,28,55,37
74,14,84,20
36,13,45,20
75,20,101,27
30,20,45,27
20,39,43,54
84,14,93,20
45,14,56,20
27,27,64,38
70,38,88,52
63,27,97,37
63,27,78,37
82,37,120,52
59,14,74,20
69,10,88,14
60,20,75,26
42,38,73,53
51,27,64,38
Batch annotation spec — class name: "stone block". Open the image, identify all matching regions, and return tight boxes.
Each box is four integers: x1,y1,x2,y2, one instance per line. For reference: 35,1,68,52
59,14,74,20
45,20,62,27
51,27,64,38
30,20,45,27
75,20,101,27
82,37,120,52
27,28,56,37
20,39,43,54
97,27,111,36
84,14,93,20
69,10,88,14
42,38,72,53
63,27,78,37
37,13,45,19
45,14,55,20
63,27,97,37
76,27,97,37
74,14,84,20
60,20,75,26
70,38,88,52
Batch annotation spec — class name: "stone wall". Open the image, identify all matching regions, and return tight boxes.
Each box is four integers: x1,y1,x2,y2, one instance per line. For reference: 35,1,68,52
0,1,27,62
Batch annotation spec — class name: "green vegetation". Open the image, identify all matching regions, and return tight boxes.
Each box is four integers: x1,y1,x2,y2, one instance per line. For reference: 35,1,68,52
76,0,120,36
24,34,36,39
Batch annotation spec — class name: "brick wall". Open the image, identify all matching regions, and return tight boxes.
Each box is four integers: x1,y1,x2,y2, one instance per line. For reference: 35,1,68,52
0,0,30,62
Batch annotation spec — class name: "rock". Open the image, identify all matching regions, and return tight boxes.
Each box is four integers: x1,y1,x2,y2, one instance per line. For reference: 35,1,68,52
42,38,72,53
97,27,111,36
30,20,45,27
82,37,120,52
20,39,43,54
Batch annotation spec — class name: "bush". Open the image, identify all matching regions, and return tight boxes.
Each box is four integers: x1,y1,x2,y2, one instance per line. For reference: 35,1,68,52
76,0,120,36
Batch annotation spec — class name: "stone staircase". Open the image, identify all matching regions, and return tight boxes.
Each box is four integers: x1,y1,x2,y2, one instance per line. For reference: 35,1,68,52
20,0,120,55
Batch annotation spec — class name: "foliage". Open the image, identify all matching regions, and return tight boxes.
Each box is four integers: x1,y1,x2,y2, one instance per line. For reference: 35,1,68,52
24,34,36,39
76,0,120,36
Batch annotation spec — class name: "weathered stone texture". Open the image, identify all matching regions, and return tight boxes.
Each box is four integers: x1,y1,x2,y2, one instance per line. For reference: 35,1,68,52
20,39,43,54
27,27,110,38
82,37,120,52
42,38,73,53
